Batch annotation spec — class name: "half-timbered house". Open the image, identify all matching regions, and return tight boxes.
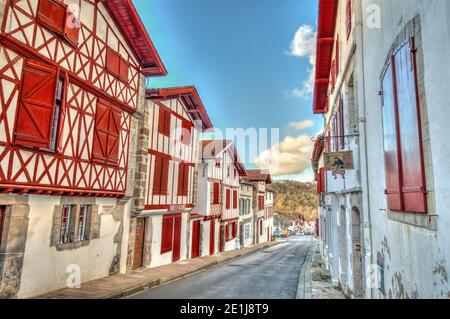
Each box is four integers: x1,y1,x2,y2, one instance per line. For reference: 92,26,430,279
0,0,165,298
195,140,247,255
128,86,213,269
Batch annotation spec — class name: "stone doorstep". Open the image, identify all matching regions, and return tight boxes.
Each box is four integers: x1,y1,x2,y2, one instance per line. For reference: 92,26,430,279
37,241,279,299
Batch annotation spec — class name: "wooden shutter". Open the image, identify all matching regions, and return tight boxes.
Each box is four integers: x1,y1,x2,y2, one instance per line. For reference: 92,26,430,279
161,158,170,195
382,61,403,211
92,100,121,165
181,120,192,145
37,0,66,35
164,111,171,136
177,162,185,196
213,182,220,204
173,215,182,262
158,108,171,137
339,97,345,149
209,220,215,255
106,48,120,77
119,58,129,83
153,156,163,195
14,60,58,148
182,164,189,196
161,216,173,254
232,222,237,238
233,190,238,209
191,220,200,258
65,8,80,47
394,39,427,213
225,189,230,209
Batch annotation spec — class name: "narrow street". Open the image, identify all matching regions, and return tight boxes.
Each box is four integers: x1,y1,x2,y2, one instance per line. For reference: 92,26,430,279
129,237,312,299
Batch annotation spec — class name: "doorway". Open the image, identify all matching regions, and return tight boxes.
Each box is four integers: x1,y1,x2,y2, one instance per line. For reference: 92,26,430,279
209,219,215,255
132,218,146,270
172,215,182,262
351,207,364,298
191,220,200,259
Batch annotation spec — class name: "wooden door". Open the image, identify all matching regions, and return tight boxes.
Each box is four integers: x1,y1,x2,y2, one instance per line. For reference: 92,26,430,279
209,219,215,255
219,224,225,252
191,220,200,259
132,218,146,270
172,215,182,262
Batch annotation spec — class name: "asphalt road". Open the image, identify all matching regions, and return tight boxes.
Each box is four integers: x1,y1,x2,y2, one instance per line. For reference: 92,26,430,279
129,237,313,299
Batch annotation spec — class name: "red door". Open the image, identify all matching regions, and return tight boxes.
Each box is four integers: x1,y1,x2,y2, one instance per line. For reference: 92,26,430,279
209,219,215,255
172,215,182,262
191,220,201,259
219,224,225,252
132,218,146,270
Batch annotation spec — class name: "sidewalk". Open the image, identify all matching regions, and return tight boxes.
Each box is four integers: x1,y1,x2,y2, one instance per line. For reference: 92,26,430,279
38,241,279,299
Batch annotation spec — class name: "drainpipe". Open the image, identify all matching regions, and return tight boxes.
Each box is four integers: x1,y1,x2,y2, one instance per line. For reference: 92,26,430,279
354,0,374,299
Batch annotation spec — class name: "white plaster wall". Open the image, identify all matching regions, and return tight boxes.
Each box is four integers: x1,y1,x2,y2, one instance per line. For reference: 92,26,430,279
18,196,120,298
361,0,450,298
149,213,188,268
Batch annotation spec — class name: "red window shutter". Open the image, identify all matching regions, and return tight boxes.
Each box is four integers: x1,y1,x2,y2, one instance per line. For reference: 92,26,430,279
260,220,263,235
233,190,238,209
106,108,121,165
161,216,173,254
209,220,215,255
119,58,129,83
182,164,189,196
319,168,326,193
153,156,163,195
160,158,170,195
106,48,120,77
65,7,80,47
181,120,192,145
346,0,352,39
382,61,403,211
173,215,182,261
339,97,345,149
213,183,220,204
226,189,230,209
164,111,171,137
232,222,237,238
158,108,165,135
15,60,59,149
37,0,66,35
158,108,171,137
394,40,427,213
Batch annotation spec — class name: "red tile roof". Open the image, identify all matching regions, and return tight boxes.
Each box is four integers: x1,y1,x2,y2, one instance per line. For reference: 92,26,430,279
146,86,213,131
313,0,338,114
243,169,272,184
100,0,167,76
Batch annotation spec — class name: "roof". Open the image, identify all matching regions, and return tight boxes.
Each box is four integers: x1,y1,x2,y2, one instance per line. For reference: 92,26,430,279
313,0,338,114
146,86,213,131
243,169,272,184
201,140,248,176
100,0,167,76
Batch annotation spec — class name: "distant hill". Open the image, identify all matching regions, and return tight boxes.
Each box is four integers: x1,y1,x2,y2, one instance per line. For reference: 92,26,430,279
268,180,318,222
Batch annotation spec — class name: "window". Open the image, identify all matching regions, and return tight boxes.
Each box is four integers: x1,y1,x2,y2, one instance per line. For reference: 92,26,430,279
346,0,352,40
381,38,427,213
259,220,263,235
233,190,238,209
181,120,192,145
106,48,129,83
177,162,190,196
14,60,61,149
239,199,244,215
215,161,221,168
212,182,220,204
258,195,265,211
225,189,231,209
60,205,75,244
158,108,171,137
76,205,91,242
153,156,170,195
37,0,80,47
92,99,121,165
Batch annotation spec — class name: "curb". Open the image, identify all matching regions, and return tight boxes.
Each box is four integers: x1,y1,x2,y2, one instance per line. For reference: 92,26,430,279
108,242,280,299
296,239,314,299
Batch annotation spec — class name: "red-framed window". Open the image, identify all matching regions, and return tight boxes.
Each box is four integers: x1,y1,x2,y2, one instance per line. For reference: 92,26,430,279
153,155,170,195
14,59,61,150
177,162,190,196
381,38,427,213
106,48,129,83
37,0,80,47
226,222,237,241
92,99,122,165
258,195,265,211
181,120,193,145
338,97,345,149
225,189,231,209
346,0,352,40
232,190,238,209
212,182,220,204
158,108,171,137
161,216,174,253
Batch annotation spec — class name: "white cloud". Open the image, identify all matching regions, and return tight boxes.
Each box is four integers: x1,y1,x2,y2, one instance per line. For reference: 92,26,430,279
287,25,317,100
254,134,314,177
287,120,314,132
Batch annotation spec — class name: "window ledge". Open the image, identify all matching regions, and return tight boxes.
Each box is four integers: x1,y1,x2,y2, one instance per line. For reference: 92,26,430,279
55,240,90,251
387,211,438,231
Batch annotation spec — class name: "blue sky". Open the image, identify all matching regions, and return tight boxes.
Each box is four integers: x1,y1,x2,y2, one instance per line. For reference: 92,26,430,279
133,0,320,182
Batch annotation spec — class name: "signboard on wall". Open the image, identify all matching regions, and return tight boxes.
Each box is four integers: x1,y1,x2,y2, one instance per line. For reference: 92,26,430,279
323,151,354,176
